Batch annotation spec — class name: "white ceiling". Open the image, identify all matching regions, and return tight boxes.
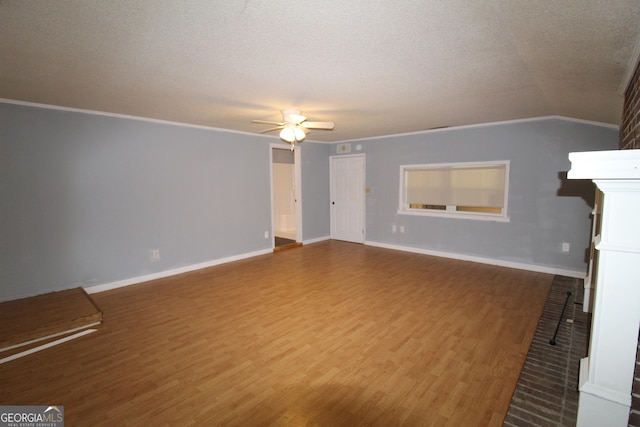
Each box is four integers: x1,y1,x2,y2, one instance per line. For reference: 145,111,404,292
1,0,639,143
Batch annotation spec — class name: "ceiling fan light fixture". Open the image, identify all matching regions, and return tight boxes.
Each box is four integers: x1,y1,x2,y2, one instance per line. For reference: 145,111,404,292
293,125,306,141
279,124,305,143
279,126,295,143
253,109,332,147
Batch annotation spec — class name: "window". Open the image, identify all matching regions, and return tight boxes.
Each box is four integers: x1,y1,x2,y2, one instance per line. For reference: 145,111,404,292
398,161,510,221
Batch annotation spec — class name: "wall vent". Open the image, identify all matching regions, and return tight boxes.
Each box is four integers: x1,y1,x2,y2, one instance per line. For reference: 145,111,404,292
337,143,352,154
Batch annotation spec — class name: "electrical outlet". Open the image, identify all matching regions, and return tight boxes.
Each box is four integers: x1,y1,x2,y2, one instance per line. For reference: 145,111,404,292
400,226,406,233
562,242,570,252
264,231,269,239
392,224,397,233
151,249,160,261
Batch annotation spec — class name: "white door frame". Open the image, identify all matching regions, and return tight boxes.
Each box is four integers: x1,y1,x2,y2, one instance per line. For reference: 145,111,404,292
270,144,302,247
330,153,366,243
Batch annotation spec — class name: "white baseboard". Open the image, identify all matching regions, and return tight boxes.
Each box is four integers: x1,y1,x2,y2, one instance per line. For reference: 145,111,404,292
84,248,272,295
364,240,586,279
302,235,330,245
85,239,582,295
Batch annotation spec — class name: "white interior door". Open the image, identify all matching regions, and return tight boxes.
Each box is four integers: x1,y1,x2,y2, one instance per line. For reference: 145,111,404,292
330,154,365,243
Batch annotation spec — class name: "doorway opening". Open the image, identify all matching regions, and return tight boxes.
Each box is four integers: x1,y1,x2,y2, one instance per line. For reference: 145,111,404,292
271,146,301,250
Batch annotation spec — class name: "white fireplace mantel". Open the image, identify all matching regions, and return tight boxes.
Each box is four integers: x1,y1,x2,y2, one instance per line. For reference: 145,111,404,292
568,149,640,427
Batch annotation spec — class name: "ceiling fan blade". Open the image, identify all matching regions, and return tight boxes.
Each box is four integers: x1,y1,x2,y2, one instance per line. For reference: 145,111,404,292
259,126,285,134
251,120,285,126
301,121,334,130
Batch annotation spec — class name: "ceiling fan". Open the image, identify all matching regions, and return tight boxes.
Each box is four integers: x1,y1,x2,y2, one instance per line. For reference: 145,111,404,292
251,109,334,147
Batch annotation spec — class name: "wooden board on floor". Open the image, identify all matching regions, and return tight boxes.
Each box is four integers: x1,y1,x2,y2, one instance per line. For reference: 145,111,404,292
0,287,102,350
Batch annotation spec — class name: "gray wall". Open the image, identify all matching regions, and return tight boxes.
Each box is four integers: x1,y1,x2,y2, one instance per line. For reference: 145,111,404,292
0,102,329,300
300,141,331,241
334,118,619,275
0,102,619,301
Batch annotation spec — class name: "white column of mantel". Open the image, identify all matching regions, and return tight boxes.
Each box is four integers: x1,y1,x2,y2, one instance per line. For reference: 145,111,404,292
568,149,640,427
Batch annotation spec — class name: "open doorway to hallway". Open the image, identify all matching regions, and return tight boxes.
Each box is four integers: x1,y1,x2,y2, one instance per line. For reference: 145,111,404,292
271,146,301,249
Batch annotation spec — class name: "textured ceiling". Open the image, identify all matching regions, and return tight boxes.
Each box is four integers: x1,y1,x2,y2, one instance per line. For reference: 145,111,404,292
1,0,639,142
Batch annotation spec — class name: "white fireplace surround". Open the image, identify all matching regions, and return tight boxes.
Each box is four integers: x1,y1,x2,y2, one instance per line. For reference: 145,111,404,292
568,149,640,427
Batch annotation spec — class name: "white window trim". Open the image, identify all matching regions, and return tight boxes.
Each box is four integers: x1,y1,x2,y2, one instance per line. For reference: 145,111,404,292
397,160,511,222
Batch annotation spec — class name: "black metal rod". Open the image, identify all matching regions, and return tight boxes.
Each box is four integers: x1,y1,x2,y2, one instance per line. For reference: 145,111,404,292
549,291,572,346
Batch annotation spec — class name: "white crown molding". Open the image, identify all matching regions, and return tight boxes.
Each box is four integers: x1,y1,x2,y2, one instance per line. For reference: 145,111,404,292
2,99,617,147
335,115,619,144
0,97,279,139
0,98,328,145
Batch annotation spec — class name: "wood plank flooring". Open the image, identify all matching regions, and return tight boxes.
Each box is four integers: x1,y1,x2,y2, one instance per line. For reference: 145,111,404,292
0,241,552,426
0,287,102,350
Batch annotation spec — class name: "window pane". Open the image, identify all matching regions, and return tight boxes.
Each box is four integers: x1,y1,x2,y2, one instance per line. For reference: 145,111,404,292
404,163,506,211
450,166,505,208
406,169,451,205
409,203,446,210
456,206,503,214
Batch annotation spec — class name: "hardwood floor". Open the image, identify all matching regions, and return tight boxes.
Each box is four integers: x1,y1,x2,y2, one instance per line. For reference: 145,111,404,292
0,287,102,351
0,241,552,426
273,237,302,252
